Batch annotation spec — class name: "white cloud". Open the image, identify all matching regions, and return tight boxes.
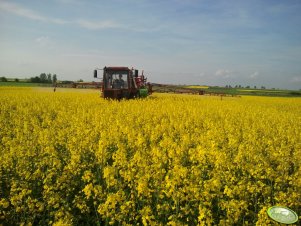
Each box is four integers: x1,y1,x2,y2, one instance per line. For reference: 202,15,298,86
61,52,100,58
50,18,70,25
215,69,232,78
290,76,301,83
0,0,46,21
0,1,116,29
55,0,82,4
250,71,259,79
35,36,51,47
0,0,70,24
268,4,296,14
199,72,205,77
76,19,119,30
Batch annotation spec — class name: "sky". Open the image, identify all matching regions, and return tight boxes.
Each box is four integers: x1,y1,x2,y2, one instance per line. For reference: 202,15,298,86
0,0,301,89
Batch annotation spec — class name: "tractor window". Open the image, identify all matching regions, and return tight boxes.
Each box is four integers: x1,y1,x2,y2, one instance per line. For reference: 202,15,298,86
104,71,128,89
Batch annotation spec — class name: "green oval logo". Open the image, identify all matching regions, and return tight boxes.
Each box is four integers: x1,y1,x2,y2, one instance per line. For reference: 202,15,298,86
267,206,298,224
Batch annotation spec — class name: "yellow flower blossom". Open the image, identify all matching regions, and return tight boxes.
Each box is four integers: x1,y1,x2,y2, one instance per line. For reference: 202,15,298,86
0,87,300,225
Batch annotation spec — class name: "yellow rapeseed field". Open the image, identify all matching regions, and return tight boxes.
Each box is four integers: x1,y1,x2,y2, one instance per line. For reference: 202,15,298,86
185,86,209,89
0,87,300,225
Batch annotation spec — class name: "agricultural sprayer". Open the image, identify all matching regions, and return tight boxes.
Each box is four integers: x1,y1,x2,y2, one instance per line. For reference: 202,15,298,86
94,66,152,100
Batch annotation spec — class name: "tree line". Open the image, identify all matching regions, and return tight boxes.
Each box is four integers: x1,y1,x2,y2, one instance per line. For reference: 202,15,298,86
0,73,58,84
225,85,266,89
30,73,57,84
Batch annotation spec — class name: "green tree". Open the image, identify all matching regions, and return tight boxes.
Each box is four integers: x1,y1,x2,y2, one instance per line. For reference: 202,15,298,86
52,74,57,84
47,74,52,83
30,76,41,83
0,77,8,82
40,73,47,83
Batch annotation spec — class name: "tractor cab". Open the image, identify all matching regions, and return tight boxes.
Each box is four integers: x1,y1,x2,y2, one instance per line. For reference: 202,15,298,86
103,68,128,89
94,66,152,100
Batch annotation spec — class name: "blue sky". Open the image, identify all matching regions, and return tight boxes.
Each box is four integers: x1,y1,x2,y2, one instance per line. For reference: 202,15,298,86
1,0,301,89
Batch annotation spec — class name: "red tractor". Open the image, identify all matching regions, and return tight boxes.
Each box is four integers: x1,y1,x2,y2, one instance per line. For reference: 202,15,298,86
94,66,152,100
